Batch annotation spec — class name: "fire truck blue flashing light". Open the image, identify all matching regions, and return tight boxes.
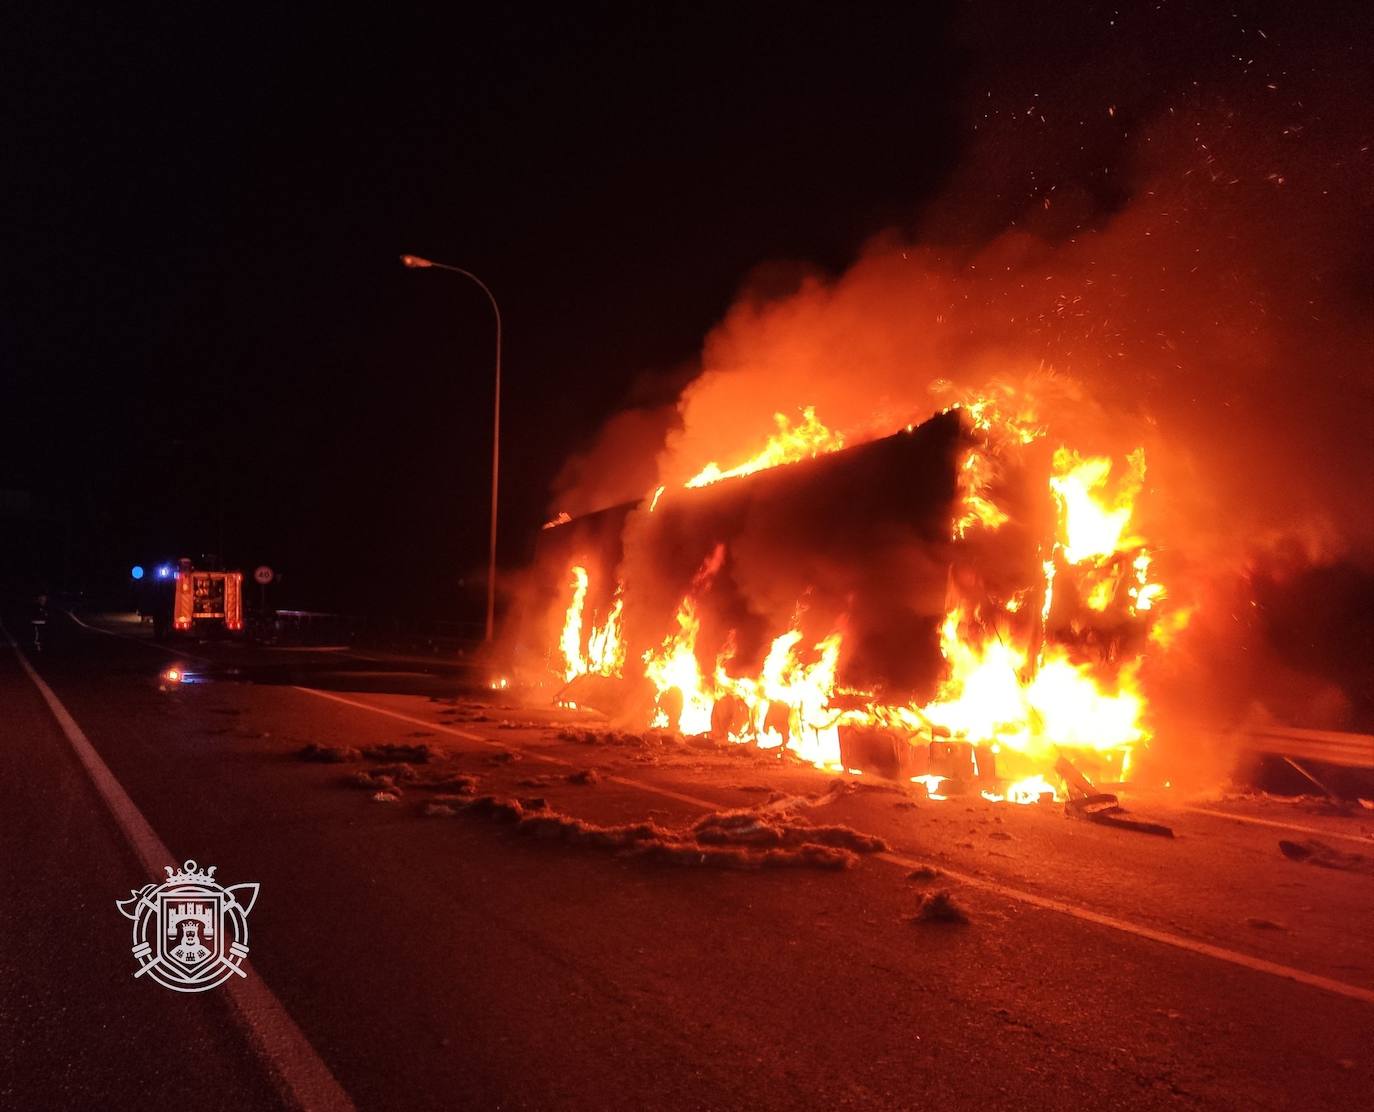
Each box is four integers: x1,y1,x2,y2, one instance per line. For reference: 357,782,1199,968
131,565,145,581
156,564,174,580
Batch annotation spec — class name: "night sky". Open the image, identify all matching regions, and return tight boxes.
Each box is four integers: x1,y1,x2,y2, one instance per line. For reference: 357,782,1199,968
3,2,1368,621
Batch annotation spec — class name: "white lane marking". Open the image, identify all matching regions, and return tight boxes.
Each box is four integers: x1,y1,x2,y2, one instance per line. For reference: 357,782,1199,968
294,686,495,745
301,685,1374,1008
876,851,1374,1006
64,610,213,663
4,629,355,1111
1184,806,1374,846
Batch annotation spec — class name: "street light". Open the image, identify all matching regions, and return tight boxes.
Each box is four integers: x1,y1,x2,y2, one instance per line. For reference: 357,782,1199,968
401,253,502,643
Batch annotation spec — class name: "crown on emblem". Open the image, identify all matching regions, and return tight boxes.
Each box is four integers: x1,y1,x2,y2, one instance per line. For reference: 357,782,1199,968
164,860,218,885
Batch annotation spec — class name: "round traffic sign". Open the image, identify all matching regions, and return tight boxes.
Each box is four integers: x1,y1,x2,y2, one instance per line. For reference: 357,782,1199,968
253,565,274,585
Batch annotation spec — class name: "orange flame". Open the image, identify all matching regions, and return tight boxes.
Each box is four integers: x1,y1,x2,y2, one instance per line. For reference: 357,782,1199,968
685,406,843,488
643,545,726,734
550,392,1187,798
946,389,1045,539
559,566,590,682
586,586,625,677
715,626,845,769
1049,447,1145,564
558,566,627,681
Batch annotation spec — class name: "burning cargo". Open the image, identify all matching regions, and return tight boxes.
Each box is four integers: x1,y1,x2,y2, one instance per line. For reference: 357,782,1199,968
515,391,1177,801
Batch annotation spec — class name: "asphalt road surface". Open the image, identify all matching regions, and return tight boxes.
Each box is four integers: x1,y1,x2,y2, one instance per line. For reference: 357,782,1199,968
3,611,1373,1111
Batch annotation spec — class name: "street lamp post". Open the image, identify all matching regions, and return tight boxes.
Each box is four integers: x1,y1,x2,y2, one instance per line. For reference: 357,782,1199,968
401,253,502,643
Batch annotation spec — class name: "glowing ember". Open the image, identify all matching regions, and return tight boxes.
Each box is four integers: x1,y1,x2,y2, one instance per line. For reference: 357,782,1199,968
910,774,950,800
981,774,1059,804
685,406,843,488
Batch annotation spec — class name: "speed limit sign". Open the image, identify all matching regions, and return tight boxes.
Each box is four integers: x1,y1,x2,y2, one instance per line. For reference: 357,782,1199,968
253,565,274,585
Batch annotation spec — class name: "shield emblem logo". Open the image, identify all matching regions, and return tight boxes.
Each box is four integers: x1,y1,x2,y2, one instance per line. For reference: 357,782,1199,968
117,860,258,993
158,888,225,981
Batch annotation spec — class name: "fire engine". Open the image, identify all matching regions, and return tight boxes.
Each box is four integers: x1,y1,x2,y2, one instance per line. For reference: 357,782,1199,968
170,560,244,634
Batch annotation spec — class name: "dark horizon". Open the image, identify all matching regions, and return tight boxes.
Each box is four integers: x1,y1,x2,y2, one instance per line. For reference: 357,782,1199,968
4,2,1370,622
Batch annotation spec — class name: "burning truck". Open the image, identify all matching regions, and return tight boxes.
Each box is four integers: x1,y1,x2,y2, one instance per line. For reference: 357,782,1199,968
511,387,1185,804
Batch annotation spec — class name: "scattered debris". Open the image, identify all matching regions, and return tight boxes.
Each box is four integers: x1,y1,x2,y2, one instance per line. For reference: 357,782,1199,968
369,763,420,783
909,890,970,924
463,795,526,822
1056,754,1174,837
557,727,657,748
988,830,1013,841
296,743,361,763
893,799,921,811
692,809,889,853
350,770,407,793
634,841,856,869
1278,838,1374,875
483,750,518,765
422,802,457,817
442,793,888,870
406,730,436,738
1054,754,1098,798
415,773,479,794
517,776,555,788
567,769,601,785
1245,917,1286,931
906,865,942,881
371,791,401,804
1280,757,1341,803
361,742,438,763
